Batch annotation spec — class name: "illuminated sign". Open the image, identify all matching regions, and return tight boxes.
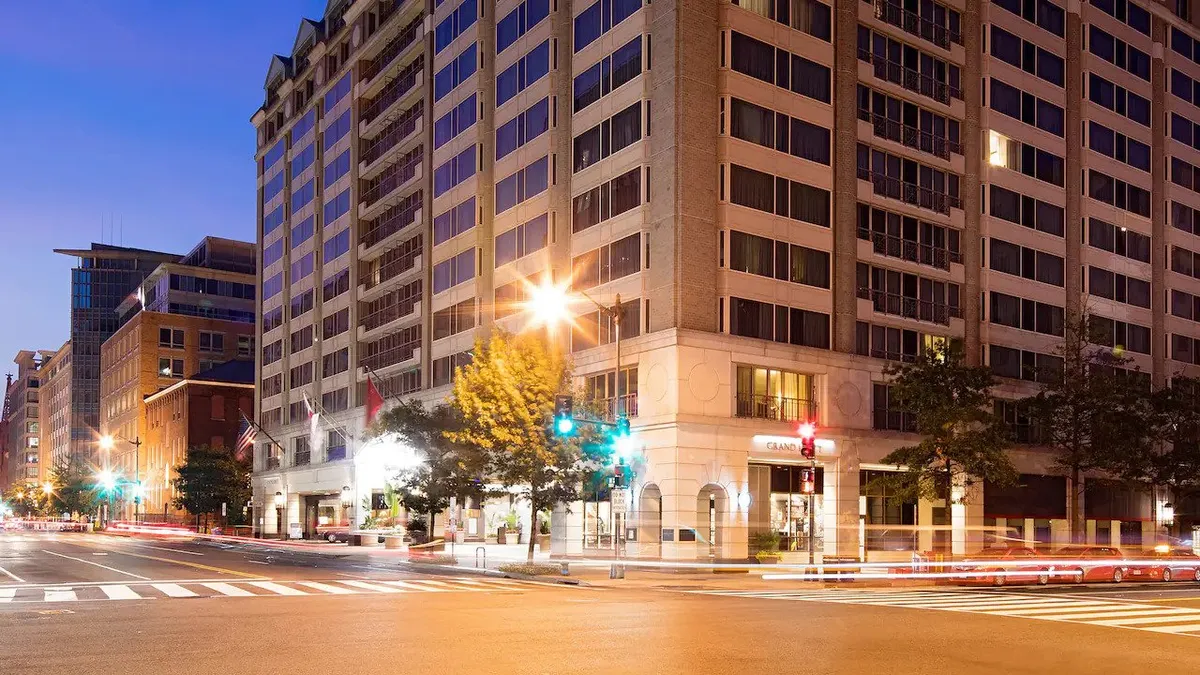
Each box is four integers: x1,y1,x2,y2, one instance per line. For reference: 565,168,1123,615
752,434,836,457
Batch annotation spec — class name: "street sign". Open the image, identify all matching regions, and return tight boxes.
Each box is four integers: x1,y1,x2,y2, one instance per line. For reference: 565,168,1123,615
611,489,628,514
221,502,227,517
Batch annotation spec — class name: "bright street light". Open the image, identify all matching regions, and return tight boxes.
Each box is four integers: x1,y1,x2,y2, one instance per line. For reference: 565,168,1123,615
519,278,575,330
41,482,53,496
96,470,117,492
99,434,115,451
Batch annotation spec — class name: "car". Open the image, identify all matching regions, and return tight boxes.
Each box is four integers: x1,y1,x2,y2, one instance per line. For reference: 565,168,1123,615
1051,546,1129,583
1134,547,1200,582
955,546,1050,587
316,525,351,543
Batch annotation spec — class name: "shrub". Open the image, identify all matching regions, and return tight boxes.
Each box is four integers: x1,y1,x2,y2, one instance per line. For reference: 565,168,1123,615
499,563,562,576
749,530,782,553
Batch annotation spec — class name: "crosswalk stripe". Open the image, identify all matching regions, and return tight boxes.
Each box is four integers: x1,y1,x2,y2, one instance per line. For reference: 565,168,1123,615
937,600,1093,611
847,597,1046,608
385,580,447,592
100,585,141,600
340,580,403,593
1038,608,1198,621
297,581,357,595
1144,623,1200,634
0,589,13,603
1092,614,1200,626
152,584,198,598
248,581,308,596
43,589,76,602
988,603,1127,615
203,582,255,597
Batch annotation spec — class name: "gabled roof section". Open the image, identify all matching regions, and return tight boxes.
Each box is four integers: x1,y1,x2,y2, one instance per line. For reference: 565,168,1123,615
323,0,351,23
292,18,325,59
264,54,293,90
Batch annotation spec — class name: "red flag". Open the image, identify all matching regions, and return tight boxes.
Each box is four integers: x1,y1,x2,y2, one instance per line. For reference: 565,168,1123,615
366,376,384,427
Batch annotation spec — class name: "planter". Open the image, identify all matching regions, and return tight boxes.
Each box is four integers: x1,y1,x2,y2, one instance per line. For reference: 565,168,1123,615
755,553,783,565
497,527,511,545
536,533,551,551
384,536,403,549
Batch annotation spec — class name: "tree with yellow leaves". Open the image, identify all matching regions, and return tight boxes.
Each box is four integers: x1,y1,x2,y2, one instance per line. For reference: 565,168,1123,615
447,331,604,562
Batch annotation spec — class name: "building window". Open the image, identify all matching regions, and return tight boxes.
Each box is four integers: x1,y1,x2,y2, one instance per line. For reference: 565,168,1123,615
238,335,254,358
861,469,918,551
734,365,815,422
498,98,551,161
734,31,832,103
989,292,1065,336
322,308,350,339
432,248,476,294
322,389,349,414
573,36,643,113
495,156,550,215
289,362,314,389
294,437,311,466
158,358,184,378
573,102,643,172
729,297,830,349
433,299,477,340
988,239,1065,287
571,233,641,290
210,394,225,421
495,214,549,268
159,328,184,349
496,39,549,107
326,430,347,461
872,384,915,432
433,351,473,387
198,331,225,353
322,348,350,377
730,164,832,225
572,166,643,234
728,231,830,289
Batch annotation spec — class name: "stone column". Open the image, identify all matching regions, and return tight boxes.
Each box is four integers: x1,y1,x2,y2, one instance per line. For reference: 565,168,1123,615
1065,1,1084,326
822,448,861,558
659,485,699,560
961,0,984,364
1152,18,1168,388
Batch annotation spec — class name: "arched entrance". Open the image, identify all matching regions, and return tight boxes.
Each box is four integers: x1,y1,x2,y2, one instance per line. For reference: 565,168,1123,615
696,484,728,559
636,483,662,558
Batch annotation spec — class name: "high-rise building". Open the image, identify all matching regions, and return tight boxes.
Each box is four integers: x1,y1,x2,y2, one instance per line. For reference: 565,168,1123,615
251,0,1200,556
4,350,55,488
39,342,73,471
98,237,256,518
54,244,181,464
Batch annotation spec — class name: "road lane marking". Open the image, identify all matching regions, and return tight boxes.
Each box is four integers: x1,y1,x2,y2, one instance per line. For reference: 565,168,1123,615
341,580,403,593
989,603,1130,615
1145,623,1200,634
100,585,142,600
203,582,255,597
297,581,357,595
248,581,308,596
137,545,204,557
0,589,14,602
1040,608,1198,620
1092,613,1200,626
0,565,26,583
93,549,262,579
153,583,198,598
43,589,77,602
41,550,150,580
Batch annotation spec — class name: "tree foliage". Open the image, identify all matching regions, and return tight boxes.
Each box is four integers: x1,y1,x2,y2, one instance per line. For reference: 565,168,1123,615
1025,315,1155,542
369,399,489,529
1142,378,1200,506
876,344,1016,503
49,455,99,517
172,445,251,524
447,332,604,561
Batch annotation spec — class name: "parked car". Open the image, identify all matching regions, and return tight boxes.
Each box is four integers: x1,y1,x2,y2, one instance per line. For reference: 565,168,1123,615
316,525,351,543
1050,546,1129,583
955,546,1050,587
1133,547,1200,582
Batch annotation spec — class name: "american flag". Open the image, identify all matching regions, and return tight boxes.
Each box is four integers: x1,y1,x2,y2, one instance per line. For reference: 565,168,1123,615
235,413,256,460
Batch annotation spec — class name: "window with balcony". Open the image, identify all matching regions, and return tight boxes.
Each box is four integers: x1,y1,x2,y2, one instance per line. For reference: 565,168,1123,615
872,383,915,432
856,264,960,325
735,365,815,423
856,203,960,270
855,87,959,159
293,436,311,466
585,367,639,419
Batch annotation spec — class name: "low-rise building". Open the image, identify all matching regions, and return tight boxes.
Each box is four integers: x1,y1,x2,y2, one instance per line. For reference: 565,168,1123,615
143,361,255,518
4,350,54,488
38,342,73,471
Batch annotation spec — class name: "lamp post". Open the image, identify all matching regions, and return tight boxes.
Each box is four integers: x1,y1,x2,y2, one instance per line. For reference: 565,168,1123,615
100,434,142,522
275,491,286,540
523,280,631,568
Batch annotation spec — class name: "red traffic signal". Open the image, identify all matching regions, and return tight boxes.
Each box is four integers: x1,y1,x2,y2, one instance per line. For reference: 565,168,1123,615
800,468,816,494
798,421,817,459
797,422,816,439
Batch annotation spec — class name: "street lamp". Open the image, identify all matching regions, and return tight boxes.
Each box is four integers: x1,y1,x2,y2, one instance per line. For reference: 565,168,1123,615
274,491,286,541
100,434,142,522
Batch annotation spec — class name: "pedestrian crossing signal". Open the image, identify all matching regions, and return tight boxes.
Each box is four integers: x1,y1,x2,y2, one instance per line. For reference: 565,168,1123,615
800,468,815,494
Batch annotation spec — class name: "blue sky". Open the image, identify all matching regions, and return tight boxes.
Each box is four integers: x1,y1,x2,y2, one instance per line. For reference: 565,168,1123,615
0,0,326,371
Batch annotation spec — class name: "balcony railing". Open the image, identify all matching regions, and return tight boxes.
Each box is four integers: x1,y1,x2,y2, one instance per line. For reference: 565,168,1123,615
265,455,281,470
873,408,917,432
734,393,817,423
326,445,347,462
859,110,958,160
361,57,424,125
873,0,961,50
361,292,421,332
362,342,419,372
362,148,422,207
857,49,960,104
594,393,639,420
361,195,422,250
360,103,422,166
857,288,952,325
363,242,421,290
294,449,311,466
858,169,959,214
859,229,954,270
360,14,425,83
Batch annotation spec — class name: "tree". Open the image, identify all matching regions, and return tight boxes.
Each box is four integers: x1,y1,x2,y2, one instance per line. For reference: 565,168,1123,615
875,344,1017,506
172,445,251,530
369,399,489,535
1025,315,1155,543
49,455,99,517
1120,377,1200,538
447,332,604,562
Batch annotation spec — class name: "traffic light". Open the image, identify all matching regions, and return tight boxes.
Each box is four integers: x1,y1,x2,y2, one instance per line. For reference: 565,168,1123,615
800,468,815,494
798,421,816,459
553,395,575,435
615,416,630,437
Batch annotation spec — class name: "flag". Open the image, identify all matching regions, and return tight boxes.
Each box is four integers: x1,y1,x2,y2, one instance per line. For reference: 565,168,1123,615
235,413,256,461
366,375,384,428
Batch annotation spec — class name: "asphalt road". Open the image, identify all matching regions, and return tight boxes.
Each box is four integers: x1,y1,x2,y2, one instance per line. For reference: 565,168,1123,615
5,531,1200,674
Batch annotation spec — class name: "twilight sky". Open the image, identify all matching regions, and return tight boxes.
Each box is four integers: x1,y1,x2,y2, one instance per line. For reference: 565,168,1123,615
0,0,326,373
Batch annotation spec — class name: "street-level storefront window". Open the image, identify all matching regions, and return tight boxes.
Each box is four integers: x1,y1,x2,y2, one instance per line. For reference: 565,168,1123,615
735,365,815,422
861,469,917,552
749,463,824,553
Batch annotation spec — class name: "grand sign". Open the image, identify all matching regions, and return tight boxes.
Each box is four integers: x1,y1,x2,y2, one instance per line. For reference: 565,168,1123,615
751,434,836,458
